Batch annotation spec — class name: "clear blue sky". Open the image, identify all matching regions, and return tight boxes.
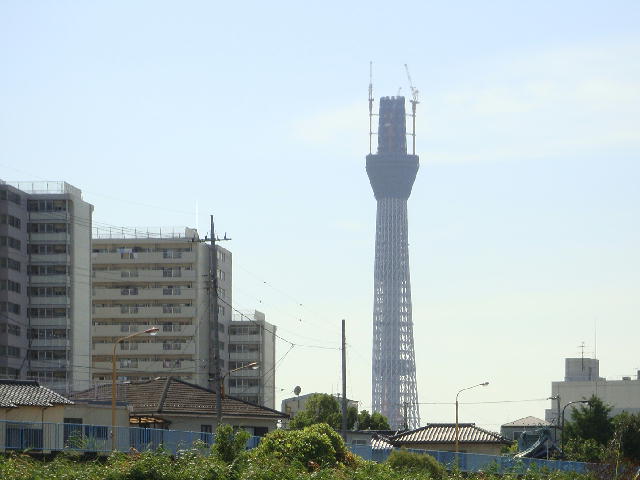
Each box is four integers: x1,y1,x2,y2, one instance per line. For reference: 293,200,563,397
1,1,639,430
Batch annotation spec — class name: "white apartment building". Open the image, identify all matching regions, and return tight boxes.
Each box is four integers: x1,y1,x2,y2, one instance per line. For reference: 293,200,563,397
90,228,232,389
228,310,276,408
545,357,640,424
1,181,93,394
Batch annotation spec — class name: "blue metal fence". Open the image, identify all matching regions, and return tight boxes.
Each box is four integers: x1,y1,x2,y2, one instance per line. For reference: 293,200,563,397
348,445,591,474
0,420,260,455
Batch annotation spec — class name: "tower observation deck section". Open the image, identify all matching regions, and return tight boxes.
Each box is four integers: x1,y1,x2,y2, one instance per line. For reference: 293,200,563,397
366,96,420,429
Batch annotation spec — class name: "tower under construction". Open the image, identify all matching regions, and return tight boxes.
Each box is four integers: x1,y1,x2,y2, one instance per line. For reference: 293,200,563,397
366,95,420,429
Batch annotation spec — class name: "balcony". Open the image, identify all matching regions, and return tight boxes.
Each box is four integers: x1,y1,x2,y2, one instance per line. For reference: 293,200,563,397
29,254,69,264
92,287,195,301
92,305,196,319
29,233,69,242
92,251,195,265
91,359,197,374
92,324,196,338
28,296,70,306
29,275,69,285
229,352,260,362
28,211,71,221
30,338,69,348
92,342,196,356
228,334,261,342
92,269,197,283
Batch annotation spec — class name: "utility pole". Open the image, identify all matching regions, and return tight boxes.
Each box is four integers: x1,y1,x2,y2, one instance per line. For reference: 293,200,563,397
341,319,347,440
207,215,231,425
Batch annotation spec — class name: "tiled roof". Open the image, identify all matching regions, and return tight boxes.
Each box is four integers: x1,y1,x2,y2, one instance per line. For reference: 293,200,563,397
0,380,73,408
371,433,394,450
502,416,550,427
70,377,287,419
391,423,510,445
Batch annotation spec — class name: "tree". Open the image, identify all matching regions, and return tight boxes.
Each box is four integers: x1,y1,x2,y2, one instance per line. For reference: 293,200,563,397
289,394,390,431
564,395,614,446
613,412,640,463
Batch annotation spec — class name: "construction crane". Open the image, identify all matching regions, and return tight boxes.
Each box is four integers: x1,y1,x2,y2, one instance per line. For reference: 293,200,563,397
404,64,419,155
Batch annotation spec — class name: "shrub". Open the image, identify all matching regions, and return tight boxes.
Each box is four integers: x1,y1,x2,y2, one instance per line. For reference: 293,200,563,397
211,424,250,464
386,448,446,479
252,423,342,469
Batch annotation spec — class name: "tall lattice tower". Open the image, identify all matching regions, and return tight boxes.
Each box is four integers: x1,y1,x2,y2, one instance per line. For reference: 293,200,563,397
366,95,420,429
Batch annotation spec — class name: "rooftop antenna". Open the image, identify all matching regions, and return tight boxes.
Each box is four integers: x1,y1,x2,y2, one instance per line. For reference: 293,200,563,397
579,341,586,370
368,61,375,154
404,63,419,155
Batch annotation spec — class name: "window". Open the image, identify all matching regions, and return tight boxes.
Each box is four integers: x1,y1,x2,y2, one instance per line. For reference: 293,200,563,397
229,325,260,336
162,286,181,295
0,189,22,204
0,258,21,272
28,264,67,275
0,236,21,250
0,301,21,315
229,344,259,353
0,345,21,357
163,268,181,278
27,244,67,254
27,199,67,212
217,269,226,281
120,342,138,351
29,286,68,297
163,359,182,368
28,307,67,318
0,279,21,293
229,378,259,388
120,359,138,368
121,287,139,295
27,223,68,233
0,214,21,230
120,270,138,278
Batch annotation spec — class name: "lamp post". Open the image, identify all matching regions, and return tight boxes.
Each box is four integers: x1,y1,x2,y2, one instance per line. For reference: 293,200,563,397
561,399,590,457
455,382,489,453
111,327,159,450
216,362,259,424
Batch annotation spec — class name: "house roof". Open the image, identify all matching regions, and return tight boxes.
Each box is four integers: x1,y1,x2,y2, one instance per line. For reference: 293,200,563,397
501,416,551,427
0,380,73,408
70,377,287,420
391,423,510,445
371,433,394,450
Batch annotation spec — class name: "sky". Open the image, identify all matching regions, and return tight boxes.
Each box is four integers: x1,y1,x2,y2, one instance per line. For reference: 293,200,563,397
1,1,639,431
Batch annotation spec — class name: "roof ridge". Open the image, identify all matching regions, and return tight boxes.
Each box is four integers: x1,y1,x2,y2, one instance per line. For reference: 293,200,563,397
157,377,172,412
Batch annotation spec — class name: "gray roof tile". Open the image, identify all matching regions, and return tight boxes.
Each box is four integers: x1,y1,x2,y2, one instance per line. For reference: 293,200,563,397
0,380,73,408
391,423,510,445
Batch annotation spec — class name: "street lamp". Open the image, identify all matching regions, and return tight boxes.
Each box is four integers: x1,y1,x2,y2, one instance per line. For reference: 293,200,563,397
215,362,259,424
455,382,489,453
561,399,590,457
111,326,159,450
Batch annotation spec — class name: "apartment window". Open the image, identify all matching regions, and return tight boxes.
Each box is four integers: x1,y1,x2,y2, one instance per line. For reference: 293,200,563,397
163,359,182,368
0,189,22,204
120,305,139,314
216,250,226,263
163,267,181,278
0,236,22,250
162,250,182,259
29,349,66,360
120,270,138,278
218,305,225,316
229,326,260,336
0,279,21,293
27,244,67,254
28,328,67,340
7,324,21,336
162,323,182,332
163,305,181,314
0,214,21,230
28,264,67,275
217,269,225,281
0,345,21,357
121,287,139,295
229,378,259,388
162,286,181,295
162,342,182,351
29,286,68,297
27,223,68,233
0,258,21,272
120,359,138,368
27,199,67,212
120,324,139,333
28,307,67,318
217,288,225,299
120,342,138,351
229,344,259,353
0,301,21,315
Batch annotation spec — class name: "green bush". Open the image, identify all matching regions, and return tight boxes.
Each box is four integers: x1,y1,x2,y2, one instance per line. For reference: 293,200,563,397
386,448,446,479
211,424,250,464
251,423,345,469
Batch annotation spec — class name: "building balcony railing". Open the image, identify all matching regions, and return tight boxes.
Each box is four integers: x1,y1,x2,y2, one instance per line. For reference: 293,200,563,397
92,287,195,301
92,342,196,356
92,306,195,319
92,269,197,283
92,324,196,338
91,251,195,265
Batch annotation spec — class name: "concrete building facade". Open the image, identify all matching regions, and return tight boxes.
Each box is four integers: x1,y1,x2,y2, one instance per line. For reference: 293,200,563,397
91,229,232,389
0,181,93,394
545,358,640,424
228,310,275,408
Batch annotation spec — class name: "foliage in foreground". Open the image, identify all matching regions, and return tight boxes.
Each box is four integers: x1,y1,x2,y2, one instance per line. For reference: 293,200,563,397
0,423,598,480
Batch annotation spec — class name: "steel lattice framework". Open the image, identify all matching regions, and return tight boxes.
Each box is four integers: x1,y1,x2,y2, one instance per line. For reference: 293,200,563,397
366,96,420,429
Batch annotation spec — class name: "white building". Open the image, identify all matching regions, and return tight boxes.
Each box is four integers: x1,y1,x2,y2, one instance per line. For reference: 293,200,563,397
90,228,232,389
1,181,93,394
545,357,640,424
228,310,276,408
